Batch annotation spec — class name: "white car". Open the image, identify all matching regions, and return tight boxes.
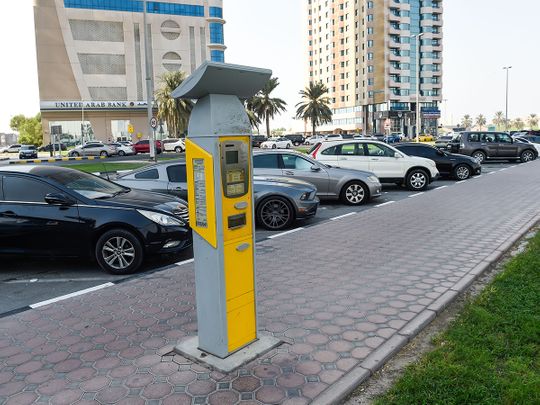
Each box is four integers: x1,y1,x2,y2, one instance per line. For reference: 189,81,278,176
304,135,327,145
260,137,293,149
109,142,135,156
514,137,540,155
311,140,439,191
325,134,343,141
162,138,185,153
1,144,22,153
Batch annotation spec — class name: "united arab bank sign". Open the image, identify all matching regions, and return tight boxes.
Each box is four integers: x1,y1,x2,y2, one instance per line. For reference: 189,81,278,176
40,101,151,111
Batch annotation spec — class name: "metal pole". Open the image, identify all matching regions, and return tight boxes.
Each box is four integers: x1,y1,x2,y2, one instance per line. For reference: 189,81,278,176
415,33,423,143
143,0,156,161
81,100,85,144
503,66,512,131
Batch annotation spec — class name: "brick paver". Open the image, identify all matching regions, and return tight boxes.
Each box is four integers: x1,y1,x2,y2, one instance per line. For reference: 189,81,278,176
1,162,539,404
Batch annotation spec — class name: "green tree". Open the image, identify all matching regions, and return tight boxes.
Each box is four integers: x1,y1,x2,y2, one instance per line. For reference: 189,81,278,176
271,127,286,136
155,71,193,138
295,82,333,137
512,118,525,130
250,77,287,137
245,98,261,134
461,114,473,129
475,114,486,130
527,113,538,129
9,114,26,132
493,111,505,130
18,114,43,145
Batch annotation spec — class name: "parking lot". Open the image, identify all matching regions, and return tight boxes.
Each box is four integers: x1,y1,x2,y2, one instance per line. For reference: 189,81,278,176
0,160,519,316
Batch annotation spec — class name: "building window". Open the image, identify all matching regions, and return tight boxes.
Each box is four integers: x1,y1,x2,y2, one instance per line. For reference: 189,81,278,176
211,50,225,63
209,23,224,44
64,0,205,17
209,6,223,18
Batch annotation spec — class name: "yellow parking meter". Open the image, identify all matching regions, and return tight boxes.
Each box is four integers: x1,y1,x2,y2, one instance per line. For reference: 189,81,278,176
173,62,274,360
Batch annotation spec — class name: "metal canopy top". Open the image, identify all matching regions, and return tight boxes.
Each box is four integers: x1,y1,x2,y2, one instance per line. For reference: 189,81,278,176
172,62,272,100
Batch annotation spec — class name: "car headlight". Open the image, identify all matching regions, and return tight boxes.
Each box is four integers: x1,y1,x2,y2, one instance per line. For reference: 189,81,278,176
300,191,313,201
137,209,185,226
367,175,379,183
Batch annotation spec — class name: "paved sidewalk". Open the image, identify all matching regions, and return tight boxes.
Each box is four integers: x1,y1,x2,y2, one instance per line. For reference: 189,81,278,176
1,162,539,405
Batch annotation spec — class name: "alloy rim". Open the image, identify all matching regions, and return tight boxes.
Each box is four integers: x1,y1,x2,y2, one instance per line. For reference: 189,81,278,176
456,166,470,180
345,184,365,204
261,200,290,229
410,173,427,189
473,152,485,163
522,151,533,162
102,237,135,270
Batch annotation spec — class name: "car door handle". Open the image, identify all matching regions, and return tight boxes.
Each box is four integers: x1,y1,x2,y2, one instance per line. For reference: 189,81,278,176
370,158,380,161
338,157,348,160
1,211,16,218
284,170,294,175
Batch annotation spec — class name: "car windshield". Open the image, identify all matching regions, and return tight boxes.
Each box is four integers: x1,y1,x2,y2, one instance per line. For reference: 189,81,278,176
42,170,129,199
21,145,35,150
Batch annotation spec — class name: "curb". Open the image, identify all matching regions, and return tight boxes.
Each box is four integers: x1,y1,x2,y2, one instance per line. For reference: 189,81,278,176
9,156,107,164
312,214,540,405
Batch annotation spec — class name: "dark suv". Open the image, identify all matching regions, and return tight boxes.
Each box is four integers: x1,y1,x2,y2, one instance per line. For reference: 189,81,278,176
448,131,537,163
283,134,306,146
252,135,268,147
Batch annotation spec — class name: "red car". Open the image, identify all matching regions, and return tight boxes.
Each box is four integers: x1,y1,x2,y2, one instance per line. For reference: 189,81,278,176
133,140,162,154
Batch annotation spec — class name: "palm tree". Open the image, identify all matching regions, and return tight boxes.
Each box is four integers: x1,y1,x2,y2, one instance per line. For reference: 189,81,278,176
528,113,538,129
155,71,193,138
493,111,505,130
245,98,261,134
461,115,473,129
475,114,486,130
295,82,333,137
513,118,525,131
250,77,287,137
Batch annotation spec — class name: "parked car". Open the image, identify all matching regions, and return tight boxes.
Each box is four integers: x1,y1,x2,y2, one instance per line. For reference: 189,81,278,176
69,143,117,157
18,145,38,160
514,137,540,155
304,135,326,145
133,140,163,154
383,134,401,144
417,134,435,142
260,137,293,149
109,142,135,156
38,143,67,152
395,143,481,180
448,131,538,163
162,138,185,153
2,144,21,153
325,134,343,142
512,132,540,144
252,135,268,148
114,160,319,231
311,140,439,191
0,165,191,274
118,140,134,146
253,150,382,205
434,135,454,149
283,134,306,146
371,134,385,141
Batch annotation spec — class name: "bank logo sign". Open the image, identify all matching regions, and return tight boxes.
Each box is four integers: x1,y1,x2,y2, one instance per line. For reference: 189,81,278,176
40,101,149,111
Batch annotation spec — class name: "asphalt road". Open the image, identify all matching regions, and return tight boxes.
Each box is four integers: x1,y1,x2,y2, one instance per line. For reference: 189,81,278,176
0,161,517,315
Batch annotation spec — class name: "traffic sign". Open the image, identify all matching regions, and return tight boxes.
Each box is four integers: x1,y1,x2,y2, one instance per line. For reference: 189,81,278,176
127,124,134,134
150,117,158,129
136,132,143,139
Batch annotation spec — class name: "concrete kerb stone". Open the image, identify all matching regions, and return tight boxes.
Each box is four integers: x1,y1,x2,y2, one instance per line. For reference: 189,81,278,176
311,366,371,405
469,261,492,277
360,334,409,374
450,273,478,293
398,309,437,338
427,290,459,314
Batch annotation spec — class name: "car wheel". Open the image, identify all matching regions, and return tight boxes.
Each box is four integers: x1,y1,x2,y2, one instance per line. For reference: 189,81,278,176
71,151,79,157
453,164,471,180
95,229,143,275
294,141,300,146
118,150,126,156
100,151,108,157
286,143,291,149
257,196,294,230
472,150,486,164
175,146,182,153
406,169,429,191
340,181,368,205
272,144,277,149
520,149,535,163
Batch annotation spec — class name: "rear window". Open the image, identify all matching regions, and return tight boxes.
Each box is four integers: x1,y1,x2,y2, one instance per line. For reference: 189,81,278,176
134,169,159,180
253,154,280,169
167,165,187,183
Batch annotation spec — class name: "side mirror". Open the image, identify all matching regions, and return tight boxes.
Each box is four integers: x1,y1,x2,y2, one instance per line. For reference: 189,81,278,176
45,193,75,206
437,149,445,156
311,165,321,172
394,152,402,158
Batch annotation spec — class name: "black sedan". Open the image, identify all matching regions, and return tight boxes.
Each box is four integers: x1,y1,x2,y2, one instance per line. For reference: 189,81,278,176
0,166,191,274
395,143,482,180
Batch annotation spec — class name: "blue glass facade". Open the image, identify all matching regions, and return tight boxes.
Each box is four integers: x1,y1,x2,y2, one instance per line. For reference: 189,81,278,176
409,0,420,97
211,50,224,63
209,6,223,18
64,0,204,17
209,22,224,44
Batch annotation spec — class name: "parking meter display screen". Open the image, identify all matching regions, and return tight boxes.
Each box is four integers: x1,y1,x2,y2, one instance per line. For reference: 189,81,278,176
226,150,239,164
192,159,208,228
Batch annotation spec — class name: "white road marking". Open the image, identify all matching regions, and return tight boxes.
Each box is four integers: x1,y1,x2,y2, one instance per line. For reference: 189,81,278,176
3,277,112,284
499,168,507,171
330,212,357,221
375,201,395,207
434,186,448,190
176,258,195,266
509,165,517,168
488,171,496,175
268,227,305,239
30,283,115,309
475,175,483,178
456,180,466,184
408,192,425,198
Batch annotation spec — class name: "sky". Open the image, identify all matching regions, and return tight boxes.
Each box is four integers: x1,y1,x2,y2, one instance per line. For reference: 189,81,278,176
0,0,539,133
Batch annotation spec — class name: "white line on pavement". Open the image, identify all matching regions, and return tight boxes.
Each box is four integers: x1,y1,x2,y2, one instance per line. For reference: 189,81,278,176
375,201,395,207
434,185,448,190
268,227,304,239
509,165,517,168
456,180,466,184
499,168,507,171
408,192,425,198
330,212,357,221
3,277,113,284
30,283,115,309
176,258,195,266
475,175,483,178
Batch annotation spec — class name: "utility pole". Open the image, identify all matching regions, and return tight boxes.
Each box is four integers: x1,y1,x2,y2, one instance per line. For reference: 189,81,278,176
143,0,156,161
503,66,512,132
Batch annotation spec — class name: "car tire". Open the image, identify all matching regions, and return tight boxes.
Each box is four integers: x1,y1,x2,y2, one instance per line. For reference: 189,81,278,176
118,150,126,156
520,149,535,163
272,144,277,149
71,151,79,157
95,229,144,275
406,169,429,191
472,150,486,164
100,151,108,157
256,196,294,231
286,143,291,149
453,164,471,180
293,141,300,146
340,181,369,205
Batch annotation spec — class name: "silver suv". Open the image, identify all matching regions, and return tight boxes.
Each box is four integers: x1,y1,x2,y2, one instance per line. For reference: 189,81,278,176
448,131,537,163
69,142,117,157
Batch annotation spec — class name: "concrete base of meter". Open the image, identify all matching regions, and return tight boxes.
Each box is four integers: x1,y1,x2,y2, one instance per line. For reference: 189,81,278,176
174,335,282,373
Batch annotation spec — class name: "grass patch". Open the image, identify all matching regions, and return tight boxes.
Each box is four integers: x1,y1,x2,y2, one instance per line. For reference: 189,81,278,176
64,162,148,173
375,232,540,405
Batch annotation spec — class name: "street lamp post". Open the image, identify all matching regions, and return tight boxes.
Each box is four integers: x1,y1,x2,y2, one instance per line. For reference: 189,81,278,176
414,33,424,143
143,0,156,162
503,66,512,131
